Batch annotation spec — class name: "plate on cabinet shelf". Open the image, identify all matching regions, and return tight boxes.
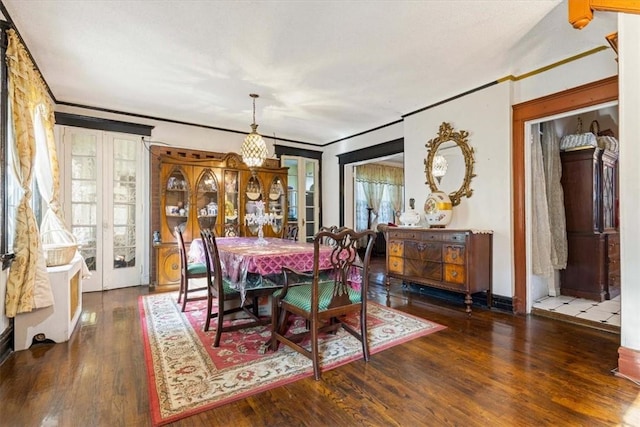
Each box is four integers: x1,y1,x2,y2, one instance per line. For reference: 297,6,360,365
246,192,261,200
268,192,281,201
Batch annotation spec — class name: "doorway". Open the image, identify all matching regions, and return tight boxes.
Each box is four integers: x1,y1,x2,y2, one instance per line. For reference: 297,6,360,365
512,76,618,314
524,105,621,330
60,126,145,292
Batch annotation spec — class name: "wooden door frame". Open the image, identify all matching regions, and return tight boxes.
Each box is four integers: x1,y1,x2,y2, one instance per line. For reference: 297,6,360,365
511,76,618,314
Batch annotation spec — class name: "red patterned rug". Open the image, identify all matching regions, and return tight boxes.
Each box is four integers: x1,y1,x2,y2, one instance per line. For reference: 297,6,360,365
139,293,446,426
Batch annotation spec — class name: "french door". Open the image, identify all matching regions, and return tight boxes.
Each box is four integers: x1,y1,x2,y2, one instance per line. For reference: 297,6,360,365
60,127,144,292
282,156,319,242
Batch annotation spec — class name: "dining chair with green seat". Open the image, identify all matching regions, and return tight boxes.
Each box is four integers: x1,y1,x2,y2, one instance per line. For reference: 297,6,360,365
270,227,376,380
200,229,273,347
175,226,208,312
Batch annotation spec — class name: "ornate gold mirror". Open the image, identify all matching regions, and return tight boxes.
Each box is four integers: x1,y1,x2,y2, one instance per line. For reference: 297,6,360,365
424,122,475,206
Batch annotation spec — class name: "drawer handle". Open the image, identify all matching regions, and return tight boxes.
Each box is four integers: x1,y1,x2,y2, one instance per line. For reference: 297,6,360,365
451,271,458,277
392,261,399,267
172,263,178,270
451,253,458,259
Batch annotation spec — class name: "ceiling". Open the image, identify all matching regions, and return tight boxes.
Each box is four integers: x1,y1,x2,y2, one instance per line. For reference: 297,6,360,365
0,1,617,145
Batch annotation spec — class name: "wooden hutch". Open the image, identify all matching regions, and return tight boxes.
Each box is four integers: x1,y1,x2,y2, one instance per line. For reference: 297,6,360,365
150,146,288,290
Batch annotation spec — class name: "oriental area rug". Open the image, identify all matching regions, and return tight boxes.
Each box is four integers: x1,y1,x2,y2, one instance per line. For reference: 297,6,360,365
139,293,446,426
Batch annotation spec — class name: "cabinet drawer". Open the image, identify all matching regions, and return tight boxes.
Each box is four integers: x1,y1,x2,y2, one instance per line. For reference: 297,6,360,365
388,230,422,240
443,232,467,243
405,258,442,281
421,232,443,241
405,240,441,262
388,256,404,274
444,264,465,285
443,244,465,265
388,240,404,257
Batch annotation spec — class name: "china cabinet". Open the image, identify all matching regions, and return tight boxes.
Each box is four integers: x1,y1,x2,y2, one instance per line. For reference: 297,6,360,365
150,147,288,289
560,146,619,301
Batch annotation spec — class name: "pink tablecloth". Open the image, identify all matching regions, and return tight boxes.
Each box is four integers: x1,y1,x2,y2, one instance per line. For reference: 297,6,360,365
188,237,362,292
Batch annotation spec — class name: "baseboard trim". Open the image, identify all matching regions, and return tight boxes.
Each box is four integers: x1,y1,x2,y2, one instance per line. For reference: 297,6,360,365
405,282,513,313
617,346,640,383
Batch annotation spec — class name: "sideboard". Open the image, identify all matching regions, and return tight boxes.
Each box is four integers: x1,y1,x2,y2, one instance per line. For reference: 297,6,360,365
381,227,493,313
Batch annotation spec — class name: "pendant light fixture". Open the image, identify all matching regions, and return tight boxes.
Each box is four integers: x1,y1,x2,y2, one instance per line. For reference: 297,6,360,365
240,93,268,169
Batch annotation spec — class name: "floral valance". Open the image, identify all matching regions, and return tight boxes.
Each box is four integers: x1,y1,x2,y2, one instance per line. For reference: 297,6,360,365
355,164,403,185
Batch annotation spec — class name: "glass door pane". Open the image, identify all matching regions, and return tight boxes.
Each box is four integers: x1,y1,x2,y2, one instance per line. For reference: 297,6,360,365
224,170,239,236
196,168,219,234
304,159,318,242
70,133,99,274
112,138,137,269
282,156,319,242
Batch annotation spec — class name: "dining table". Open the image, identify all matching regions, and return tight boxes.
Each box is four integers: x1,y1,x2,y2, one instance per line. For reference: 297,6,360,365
188,236,363,303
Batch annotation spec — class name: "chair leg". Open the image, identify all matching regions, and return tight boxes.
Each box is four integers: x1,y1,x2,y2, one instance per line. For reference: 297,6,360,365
214,298,224,347
360,306,370,361
311,318,321,380
270,297,280,351
181,276,189,312
203,291,213,332
177,273,185,304
252,296,260,317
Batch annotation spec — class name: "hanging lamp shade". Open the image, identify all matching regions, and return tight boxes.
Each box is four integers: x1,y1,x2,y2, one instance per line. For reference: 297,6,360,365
240,94,268,168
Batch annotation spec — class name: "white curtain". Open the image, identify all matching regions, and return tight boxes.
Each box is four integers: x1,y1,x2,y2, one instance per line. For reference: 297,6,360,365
532,122,568,284
355,164,403,230
531,125,553,277
541,122,567,269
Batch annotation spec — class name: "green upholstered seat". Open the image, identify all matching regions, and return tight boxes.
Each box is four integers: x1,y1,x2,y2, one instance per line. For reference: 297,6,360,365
277,281,361,312
187,262,207,275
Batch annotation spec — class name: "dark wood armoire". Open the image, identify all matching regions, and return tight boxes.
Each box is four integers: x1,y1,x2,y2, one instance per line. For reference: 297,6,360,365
560,147,619,301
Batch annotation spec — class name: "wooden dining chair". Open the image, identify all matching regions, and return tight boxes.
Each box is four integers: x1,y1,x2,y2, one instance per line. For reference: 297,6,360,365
282,223,299,241
175,226,208,312
200,229,273,347
270,227,376,380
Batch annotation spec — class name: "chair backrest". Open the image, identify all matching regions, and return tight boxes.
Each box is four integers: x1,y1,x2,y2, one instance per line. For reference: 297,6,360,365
200,229,224,295
282,223,299,241
174,226,188,272
313,227,376,310
316,225,348,246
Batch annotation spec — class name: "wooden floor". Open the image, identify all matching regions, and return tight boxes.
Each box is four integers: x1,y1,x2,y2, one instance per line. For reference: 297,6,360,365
1,258,638,426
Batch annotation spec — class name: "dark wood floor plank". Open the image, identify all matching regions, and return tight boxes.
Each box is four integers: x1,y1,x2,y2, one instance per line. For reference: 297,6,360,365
1,259,637,427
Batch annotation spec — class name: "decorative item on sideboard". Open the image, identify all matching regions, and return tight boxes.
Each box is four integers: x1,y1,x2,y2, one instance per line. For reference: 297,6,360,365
399,198,421,227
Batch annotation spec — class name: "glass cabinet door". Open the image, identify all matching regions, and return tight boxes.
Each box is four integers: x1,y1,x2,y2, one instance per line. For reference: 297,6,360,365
164,168,190,240
244,175,263,236
268,176,285,235
224,170,239,236
195,168,219,235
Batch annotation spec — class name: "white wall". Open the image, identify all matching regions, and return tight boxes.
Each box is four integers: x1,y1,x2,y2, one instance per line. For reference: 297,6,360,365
618,13,640,351
403,83,513,297
321,122,404,228
322,48,618,299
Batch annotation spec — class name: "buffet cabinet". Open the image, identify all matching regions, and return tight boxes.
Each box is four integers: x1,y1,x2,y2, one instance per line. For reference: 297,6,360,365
560,147,619,301
150,147,287,289
382,227,493,313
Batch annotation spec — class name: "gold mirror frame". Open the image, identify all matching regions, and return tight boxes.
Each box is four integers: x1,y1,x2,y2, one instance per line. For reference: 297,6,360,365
424,122,475,206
